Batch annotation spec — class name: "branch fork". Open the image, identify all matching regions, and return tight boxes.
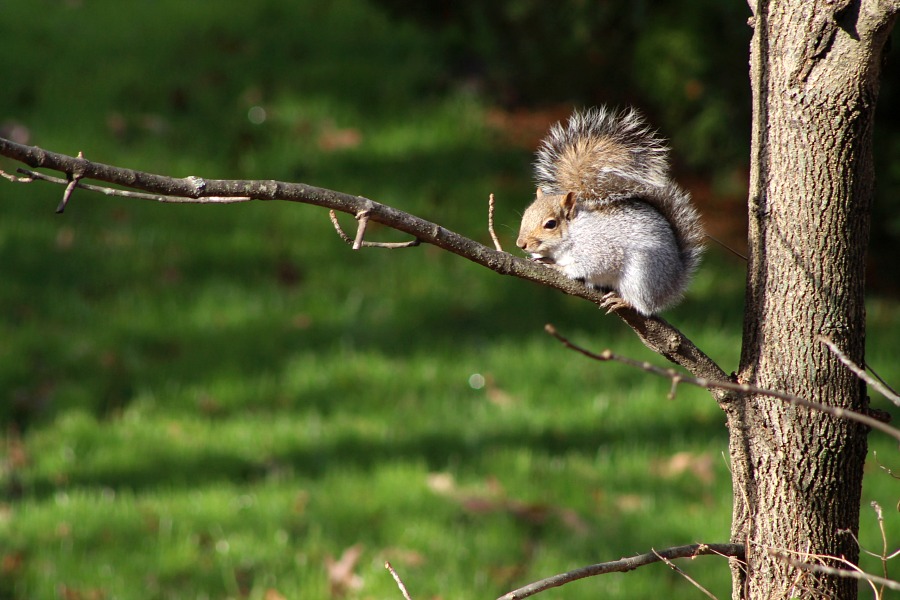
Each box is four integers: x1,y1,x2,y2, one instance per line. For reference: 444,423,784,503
327,209,420,249
56,150,85,213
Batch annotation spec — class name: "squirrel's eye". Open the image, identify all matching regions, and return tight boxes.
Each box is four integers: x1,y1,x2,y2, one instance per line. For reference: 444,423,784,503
543,219,558,230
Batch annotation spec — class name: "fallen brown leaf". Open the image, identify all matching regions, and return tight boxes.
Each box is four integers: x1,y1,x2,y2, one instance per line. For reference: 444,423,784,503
654,451,715,485
264,588,287,600
426,472,456,496
325,543,364,597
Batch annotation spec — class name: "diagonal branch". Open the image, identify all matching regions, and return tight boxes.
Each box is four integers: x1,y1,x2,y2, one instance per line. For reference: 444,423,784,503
818,335,900,406
56,151,84,213
385,562,414,600
0,136,729,388
652,549,720,600
545,325,900,442
771,551,900,593
497,543,744,600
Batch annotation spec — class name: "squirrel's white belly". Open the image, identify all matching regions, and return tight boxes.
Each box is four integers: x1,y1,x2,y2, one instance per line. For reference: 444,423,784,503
557,256,620,290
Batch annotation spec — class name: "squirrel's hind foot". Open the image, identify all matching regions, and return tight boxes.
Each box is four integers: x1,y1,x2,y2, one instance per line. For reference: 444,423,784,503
599,291,631,314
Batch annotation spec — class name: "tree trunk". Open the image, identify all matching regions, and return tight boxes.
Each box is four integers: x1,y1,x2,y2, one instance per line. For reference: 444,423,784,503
728,1,898,598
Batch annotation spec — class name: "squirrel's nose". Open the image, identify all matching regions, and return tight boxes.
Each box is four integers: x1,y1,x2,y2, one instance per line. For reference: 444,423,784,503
516,237,526,249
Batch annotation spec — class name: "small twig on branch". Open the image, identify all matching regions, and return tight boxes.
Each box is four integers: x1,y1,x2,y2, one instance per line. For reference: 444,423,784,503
329,210,352,242
385,562,413,600
56,151,85,213
872,452,900,482
771,551,900,594
0,168,32,182
17,168,252,203
488,193,503,252
327,210,421,249
705,232,748,261
652,549,719,600
842,502,900,598
818,335,900,407
497,543,743,600
872,502,892,587
763,542,881,598
545,324,900,443
838,525,900,562
353,209,370,250
866,364,900,401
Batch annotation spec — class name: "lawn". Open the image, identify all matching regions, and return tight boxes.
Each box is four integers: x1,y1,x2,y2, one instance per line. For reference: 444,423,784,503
2,1,899,599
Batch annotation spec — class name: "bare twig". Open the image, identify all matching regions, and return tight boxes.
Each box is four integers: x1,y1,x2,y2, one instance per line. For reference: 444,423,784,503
56,151,85,213
873,501,890,588
653,549,720,600
857,501,900,599
353,209,370,250
488,193,503,251
0,168,32,182
762,542,882,599
497,543,743,600
18,168,251,203
772,552,900,593
866,364,900,401
385,562,413,600
818,335,900,407
545,324,900,443
705,232,748,261
327,210,420,249
872,452,900,482
0,136,729,388
838,527,900,562
328,210,349,240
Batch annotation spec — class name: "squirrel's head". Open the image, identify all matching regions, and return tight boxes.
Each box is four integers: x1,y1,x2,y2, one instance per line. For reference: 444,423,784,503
516,189,577,262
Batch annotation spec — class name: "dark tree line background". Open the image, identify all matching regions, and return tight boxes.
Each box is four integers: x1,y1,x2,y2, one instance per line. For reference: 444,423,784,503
373,0,900,293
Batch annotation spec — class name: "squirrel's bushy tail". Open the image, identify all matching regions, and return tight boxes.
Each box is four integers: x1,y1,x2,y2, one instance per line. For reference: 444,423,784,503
535,106,704,283
652,183,705,286
535,107,670,199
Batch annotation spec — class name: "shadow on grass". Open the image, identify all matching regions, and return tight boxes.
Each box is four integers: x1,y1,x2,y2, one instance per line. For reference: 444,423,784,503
4,268,728,426
17,413,727,500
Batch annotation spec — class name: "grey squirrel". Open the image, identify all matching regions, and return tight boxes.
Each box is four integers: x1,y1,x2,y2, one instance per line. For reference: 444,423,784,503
516,107,704,315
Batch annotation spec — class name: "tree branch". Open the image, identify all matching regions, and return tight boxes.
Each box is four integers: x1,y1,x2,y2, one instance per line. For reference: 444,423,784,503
385,562,414,600
15,167,253,204
488,193,503,252
652,549,720,600
818,335,900,407
497,543,744,600
0,136,729,388
772,552,900,593
545,325,900,443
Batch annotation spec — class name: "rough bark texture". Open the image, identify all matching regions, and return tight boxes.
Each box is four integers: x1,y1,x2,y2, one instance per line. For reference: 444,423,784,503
729,1,898,598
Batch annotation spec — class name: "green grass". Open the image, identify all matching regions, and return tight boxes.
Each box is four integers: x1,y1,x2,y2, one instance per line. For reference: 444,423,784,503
2,1,900,599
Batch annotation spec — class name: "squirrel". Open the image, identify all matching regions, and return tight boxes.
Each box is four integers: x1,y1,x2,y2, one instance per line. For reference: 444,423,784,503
516,107,704,316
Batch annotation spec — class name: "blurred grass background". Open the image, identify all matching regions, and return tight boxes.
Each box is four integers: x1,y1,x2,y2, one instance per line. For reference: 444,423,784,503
1,1,899,599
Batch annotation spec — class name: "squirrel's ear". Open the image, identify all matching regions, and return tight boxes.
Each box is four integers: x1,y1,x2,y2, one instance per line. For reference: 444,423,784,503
535,187,544,199
561,192,577,218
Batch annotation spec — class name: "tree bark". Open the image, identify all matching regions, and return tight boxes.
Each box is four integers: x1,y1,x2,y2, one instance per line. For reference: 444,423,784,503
729,1,898,598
